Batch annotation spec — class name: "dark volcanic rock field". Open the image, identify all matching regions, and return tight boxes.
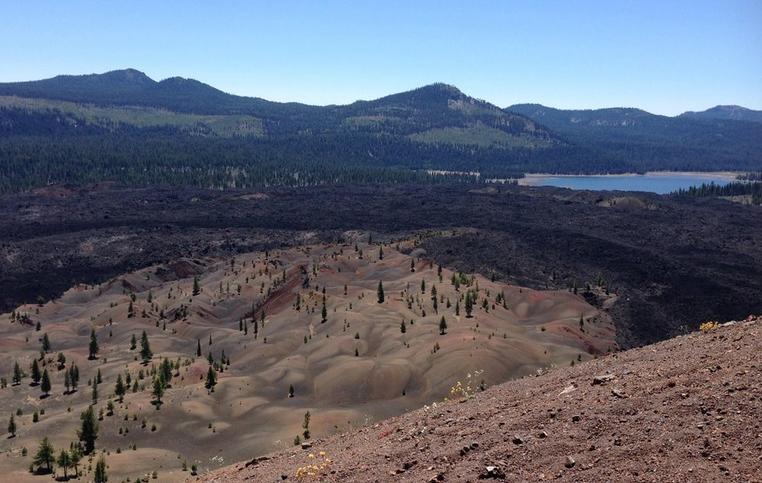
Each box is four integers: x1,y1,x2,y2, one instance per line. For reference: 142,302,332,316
1,183,761,348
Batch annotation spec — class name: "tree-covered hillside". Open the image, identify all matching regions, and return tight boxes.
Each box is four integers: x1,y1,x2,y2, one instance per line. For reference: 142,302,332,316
680,105,762,124
0,69,761,193
507,103,762,172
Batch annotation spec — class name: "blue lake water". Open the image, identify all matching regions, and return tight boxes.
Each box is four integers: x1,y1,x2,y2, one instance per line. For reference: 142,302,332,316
526,173,735,194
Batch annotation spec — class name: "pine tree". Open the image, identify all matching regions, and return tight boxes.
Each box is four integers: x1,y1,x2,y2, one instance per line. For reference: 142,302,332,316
31,359,41,385
69,444,82,478
410,258,415,272
196,339,202,357
94,455,107,483
288,384,295,398
57,449,71,479
321,300,327,323
57,352,66,369
161,358,172,387
114,374,126,402
193,276,200,296
33,437,55,473
439,316,448,335
64,369,71,394
92,382,98,404
130,334,137,350
88,329,99,360
41,333,51,353
8,414,16,437
78,406,98,454
205,366,217,392
465,291,474,318
400,320,407,333
70,364,79,391
12,361,22,385
152,376,164,403
378,246,384,260
140,331,152,363
377,280,385,303
40,369,51,396
302,411,311,440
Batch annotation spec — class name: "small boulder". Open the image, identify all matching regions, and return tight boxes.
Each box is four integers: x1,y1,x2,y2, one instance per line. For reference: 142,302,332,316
592,374,616,385
479,465,506,479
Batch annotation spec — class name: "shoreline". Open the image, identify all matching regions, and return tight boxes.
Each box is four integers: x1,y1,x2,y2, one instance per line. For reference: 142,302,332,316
518,171,743,186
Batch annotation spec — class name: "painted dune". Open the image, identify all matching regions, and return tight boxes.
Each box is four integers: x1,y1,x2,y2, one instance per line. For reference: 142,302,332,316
0,235,615,481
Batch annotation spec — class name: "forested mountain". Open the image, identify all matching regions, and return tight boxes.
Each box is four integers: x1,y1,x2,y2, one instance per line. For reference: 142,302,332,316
680,105,762,124
0,69,761,193
507,103,762,171
0,68,291,116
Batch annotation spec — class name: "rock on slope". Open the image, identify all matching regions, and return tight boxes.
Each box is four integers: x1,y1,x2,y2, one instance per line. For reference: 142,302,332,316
199,317,762,482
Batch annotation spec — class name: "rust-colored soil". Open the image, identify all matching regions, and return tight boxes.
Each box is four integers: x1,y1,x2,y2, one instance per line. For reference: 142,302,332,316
201,317,762,483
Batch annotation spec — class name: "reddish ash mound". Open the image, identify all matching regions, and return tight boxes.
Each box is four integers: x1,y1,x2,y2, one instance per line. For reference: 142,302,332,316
200,317,762,483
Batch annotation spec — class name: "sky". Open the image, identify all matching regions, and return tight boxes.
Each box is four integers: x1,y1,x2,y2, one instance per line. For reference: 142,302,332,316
1,0,760,115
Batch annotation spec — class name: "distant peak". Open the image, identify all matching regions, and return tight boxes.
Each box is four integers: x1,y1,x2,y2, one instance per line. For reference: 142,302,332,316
679,104,762,123
370,82,469,106
100,68,154,83
420,83,463,95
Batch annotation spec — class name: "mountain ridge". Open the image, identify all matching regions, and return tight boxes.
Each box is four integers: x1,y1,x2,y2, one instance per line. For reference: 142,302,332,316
1,69,761,193
680,104,762,123
4,69,759,117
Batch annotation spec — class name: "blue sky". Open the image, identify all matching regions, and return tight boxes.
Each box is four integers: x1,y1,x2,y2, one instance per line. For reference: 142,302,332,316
2,0,760,114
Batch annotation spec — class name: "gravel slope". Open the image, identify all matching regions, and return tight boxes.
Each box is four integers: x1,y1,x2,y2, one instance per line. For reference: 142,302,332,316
199,316,762,482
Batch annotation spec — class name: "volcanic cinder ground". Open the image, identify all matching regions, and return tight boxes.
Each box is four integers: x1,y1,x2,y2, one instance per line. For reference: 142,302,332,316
0,235,614,482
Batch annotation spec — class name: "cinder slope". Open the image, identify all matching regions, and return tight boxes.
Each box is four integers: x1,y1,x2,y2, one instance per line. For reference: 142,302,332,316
202,317,762,483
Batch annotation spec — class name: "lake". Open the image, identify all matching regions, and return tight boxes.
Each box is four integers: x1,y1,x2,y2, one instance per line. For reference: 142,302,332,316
520,172,737,194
